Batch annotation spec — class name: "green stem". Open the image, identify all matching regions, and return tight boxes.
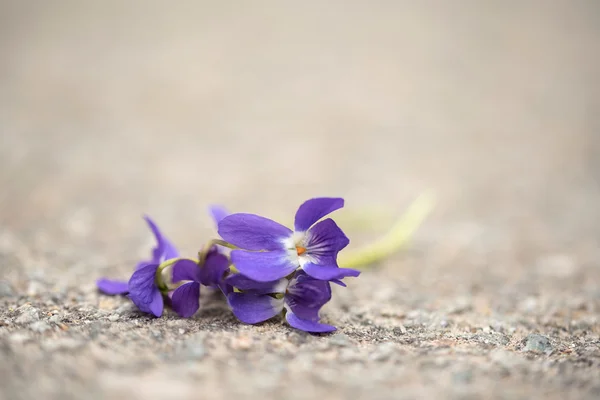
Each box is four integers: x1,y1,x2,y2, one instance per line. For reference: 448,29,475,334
155,257,186,292
338,191,435,269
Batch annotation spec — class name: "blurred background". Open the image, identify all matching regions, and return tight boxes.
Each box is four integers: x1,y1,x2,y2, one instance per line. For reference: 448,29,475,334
1,0,599,298
0,1,599,397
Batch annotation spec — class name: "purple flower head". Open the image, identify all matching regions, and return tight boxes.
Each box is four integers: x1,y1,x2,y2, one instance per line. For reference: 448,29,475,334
226,270,336,333
218,197,360,282
170,247,230,317
97,215,179,317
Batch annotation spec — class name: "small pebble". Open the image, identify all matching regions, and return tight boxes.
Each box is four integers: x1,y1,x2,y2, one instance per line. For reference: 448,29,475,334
15,305,40,324
108,314,120,322
524,334,552,354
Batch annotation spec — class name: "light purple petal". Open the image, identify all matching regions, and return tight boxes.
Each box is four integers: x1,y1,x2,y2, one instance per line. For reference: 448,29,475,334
294,197,344,232
208,205,229,226
171,282,200,318
225,273,288,295
285,311,336,333
218,213,292,251
128,263,163,317
305,218,350,257
302,263,361,281
227,292,284,324
286,272,332,321
198,249,230,287
171,259,201,283
96,279,129,295
230,249,298,282
330,279,346,287
143,215,179,262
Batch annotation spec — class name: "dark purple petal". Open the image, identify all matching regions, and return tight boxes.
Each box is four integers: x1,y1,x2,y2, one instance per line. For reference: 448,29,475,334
285,272,331,321
230,249,298,282
96,279,129,295
171,259,201,282
218,213,292,251
285,311,336,333
294,197,344,232
227,292,284,324
171,282,201,318
148,290,164,317
225,273,288,295
199,249,230,287
128,263,163,317
305,218,350,257
208,205,229,226
302,263,361,281
143,215,179,262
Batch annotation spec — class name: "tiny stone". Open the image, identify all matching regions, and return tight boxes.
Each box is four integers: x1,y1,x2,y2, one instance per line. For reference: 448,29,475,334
48,314,61,324
179,328,185,335
29,321,51,333
15,305,40,324
108,314,120,322
0,280,14,297
524,334,553,353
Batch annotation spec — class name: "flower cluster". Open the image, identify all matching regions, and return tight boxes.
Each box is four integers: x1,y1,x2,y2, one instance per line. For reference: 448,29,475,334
97,198,360,333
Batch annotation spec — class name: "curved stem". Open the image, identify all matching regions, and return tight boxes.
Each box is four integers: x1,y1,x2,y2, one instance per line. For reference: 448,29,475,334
155,257,185,292
338,191,435,269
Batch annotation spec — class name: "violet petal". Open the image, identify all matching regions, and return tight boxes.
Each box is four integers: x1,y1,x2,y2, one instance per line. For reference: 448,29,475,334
171,281,200,318
208,205,230,225
171,259,201,283
96,278,129,295
128,263,163,317
225,273,288,295
230,249,298,282
302,263,360,281
199,249,230,287
228,292,284,324
285,311,336,333
218,213,292,251
305,218,350,257
143,215,179,262
294,197,344,232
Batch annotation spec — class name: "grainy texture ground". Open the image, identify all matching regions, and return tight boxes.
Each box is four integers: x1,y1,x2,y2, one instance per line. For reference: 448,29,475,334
1,2,599,399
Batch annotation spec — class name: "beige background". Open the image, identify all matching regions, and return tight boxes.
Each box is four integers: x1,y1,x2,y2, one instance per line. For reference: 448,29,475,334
1,2,599,399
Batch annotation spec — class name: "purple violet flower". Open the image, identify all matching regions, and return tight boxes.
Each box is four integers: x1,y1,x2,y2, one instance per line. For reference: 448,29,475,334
170,247,230,317
96,215,179,317
226,270,336,333
218,197,360,282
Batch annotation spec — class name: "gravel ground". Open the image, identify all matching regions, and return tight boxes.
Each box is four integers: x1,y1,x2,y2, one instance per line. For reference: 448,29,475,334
1,2,599,399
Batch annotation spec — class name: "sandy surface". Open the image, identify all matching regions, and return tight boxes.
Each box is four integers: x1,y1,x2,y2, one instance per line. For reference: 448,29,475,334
1,2,599,399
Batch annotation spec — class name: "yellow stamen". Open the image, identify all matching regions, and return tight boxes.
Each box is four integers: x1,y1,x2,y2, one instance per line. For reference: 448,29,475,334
296,246,306,255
